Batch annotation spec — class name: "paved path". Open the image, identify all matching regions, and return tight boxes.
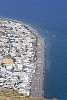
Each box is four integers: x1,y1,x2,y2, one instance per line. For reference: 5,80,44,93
31,36,45,97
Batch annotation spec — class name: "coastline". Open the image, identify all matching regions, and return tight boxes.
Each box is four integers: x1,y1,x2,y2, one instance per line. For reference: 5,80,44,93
0,17,45,97
19,20,46,97
30,36,45,97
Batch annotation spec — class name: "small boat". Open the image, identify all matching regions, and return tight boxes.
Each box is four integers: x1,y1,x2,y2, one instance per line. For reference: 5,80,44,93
52,35,56,37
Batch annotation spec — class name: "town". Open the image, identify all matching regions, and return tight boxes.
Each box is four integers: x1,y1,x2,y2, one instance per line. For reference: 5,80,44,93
0,18,38,96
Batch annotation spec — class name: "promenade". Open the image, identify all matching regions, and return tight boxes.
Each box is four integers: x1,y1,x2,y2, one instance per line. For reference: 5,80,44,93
31,36,45,97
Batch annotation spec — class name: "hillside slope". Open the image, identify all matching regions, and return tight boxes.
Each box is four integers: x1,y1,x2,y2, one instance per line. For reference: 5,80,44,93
0,89,58,100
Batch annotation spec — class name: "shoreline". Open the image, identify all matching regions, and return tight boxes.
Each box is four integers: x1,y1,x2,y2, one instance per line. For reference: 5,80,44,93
0,17,45,97
30,36,45,97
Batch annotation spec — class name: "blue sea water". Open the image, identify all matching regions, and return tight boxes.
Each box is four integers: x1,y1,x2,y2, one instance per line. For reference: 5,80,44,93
0,0,67,99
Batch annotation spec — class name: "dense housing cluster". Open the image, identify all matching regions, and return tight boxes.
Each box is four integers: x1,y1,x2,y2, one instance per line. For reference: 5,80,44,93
0,18,37,96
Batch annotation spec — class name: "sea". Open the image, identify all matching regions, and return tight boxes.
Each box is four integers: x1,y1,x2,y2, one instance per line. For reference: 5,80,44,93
0,0,67,100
